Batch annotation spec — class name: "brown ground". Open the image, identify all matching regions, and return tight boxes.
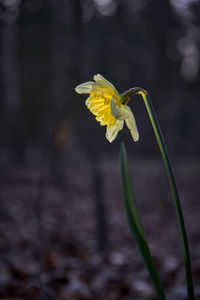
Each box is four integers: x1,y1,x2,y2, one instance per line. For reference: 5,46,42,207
0,157,200,299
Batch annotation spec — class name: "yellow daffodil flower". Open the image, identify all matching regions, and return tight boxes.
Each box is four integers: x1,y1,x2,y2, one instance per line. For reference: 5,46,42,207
75,74,139,143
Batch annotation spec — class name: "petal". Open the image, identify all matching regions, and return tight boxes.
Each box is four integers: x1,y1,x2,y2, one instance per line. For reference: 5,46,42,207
85,97,90,106
111,98,139,141
111,98,130,120
106,121,124,143
125,110,139,142
75,81,94,94
93,74,120,98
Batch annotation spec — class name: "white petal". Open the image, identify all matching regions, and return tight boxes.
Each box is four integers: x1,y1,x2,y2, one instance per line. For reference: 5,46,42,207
75,82,94,94
125,111,139,142
111,98,139,141
93,74,120,96
85,97,90,107
111,98,130,120
106,121,124,143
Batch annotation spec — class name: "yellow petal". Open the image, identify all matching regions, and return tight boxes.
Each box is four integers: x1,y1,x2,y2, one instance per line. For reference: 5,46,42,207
75,82,94,94
106,121,124,143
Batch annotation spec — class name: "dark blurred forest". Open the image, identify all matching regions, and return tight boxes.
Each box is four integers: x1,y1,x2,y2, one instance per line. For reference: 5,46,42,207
0,0,200,299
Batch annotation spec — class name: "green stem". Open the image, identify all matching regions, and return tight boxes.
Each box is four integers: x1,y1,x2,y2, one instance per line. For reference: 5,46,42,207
124,88,194,299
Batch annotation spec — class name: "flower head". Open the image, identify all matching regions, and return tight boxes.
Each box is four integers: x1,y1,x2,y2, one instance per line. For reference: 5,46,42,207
75,74,139,143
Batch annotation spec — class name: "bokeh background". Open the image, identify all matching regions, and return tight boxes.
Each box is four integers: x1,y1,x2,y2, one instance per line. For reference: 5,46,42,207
0,0,200,299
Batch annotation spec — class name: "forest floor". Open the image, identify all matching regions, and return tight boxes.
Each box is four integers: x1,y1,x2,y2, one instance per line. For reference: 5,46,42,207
0,157,200,299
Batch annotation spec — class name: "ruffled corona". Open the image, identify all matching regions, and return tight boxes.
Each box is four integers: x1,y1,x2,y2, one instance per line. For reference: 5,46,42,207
75,74,139,142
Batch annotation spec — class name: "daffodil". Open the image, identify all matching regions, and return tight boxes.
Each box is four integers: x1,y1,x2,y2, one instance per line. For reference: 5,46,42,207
75,74,139,143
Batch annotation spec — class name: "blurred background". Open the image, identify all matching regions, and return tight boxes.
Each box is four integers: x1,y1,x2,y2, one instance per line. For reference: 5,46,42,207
0,0,200,299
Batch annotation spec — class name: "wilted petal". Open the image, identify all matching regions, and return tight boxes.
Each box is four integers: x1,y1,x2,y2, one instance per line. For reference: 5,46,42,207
106,121,124,143
75,81,94,94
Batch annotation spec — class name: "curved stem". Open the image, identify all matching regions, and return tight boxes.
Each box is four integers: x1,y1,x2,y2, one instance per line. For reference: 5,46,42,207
123,88,194,299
